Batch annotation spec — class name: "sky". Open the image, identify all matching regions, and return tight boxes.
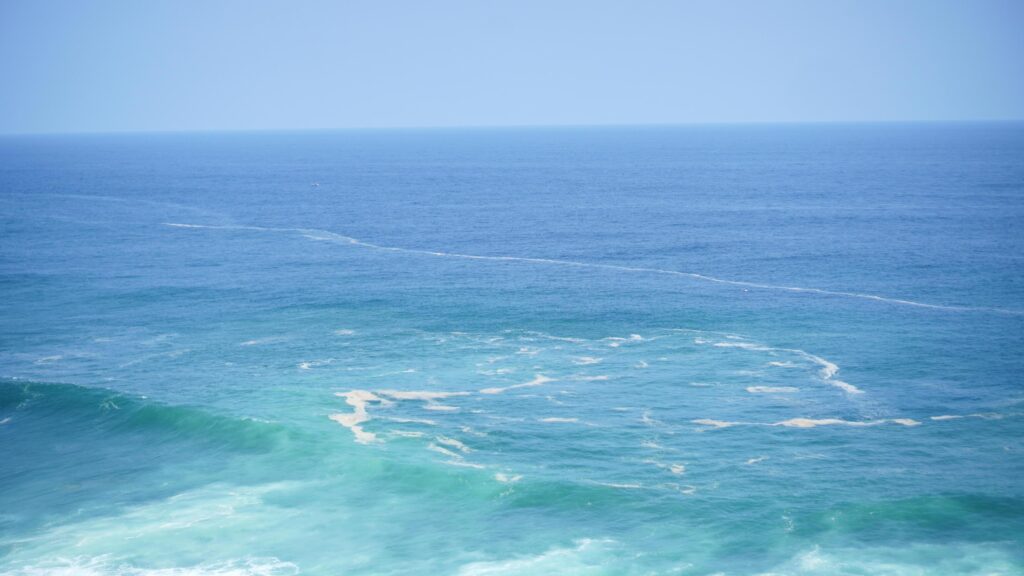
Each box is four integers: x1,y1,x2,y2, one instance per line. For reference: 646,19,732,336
1,0,1022,134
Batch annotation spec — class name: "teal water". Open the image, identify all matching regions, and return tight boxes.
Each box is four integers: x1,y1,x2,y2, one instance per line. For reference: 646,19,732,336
1,124,1023,574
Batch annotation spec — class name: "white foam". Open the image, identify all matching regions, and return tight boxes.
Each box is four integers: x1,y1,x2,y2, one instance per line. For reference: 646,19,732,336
479,374,555,394
662,483,698,495
762,543,1021,575
746,386,799,394
456,539,613,576
604,334,644,347
435,436,472,453
376,390,469,401
494,473,523,483
539,417,579,423
424,404,459,411
376,389,469,412
644,460,686,475
930,414,963,421
427,442,462,459
444,460,486,469
827,379,862,394
298,358,333,370
774,417,921,428
692,418,738,429
385,416,438,425
333,329,355,336
478,368,515,375
239,337,285,346
890,418,923,427
329,390,386,444
390,430,426,438
641,410,661,426
572,356,602,365
698,337,864,395
713,341,771,351
4,557,300,576
746,456,768,465
969,412,1006,420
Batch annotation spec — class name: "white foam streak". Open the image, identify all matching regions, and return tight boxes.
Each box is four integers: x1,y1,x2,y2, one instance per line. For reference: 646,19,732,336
480,374,555,394
435,436,472,453
775,417,921,428
456,539,613,576
746,386,800,394
165,223,1020,314
693,417,922,429
692,418,738,429
4,557,300,576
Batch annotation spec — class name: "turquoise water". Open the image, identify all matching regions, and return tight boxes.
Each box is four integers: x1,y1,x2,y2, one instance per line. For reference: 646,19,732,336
1,124,1023,574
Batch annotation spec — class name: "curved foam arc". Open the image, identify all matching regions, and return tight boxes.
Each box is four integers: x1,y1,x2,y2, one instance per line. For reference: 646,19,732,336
162,223,1024,315
704,338,864,394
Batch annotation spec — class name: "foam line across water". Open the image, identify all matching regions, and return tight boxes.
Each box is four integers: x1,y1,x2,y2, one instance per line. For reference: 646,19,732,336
164,223,1022,315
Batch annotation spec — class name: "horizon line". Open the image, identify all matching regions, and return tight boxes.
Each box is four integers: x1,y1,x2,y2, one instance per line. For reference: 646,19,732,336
2,118,1023,138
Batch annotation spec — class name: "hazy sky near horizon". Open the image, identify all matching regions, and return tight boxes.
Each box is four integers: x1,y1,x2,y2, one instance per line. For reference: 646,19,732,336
1,0,1022,133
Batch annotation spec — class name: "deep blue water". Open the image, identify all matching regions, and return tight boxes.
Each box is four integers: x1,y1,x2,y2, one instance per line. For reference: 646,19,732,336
1,124,1023,575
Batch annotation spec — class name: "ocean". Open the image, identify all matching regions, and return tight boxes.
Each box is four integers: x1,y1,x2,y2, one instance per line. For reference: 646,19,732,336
1,123,1022,575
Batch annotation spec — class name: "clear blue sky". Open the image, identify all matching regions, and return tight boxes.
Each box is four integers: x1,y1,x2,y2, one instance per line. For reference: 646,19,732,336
1,0,1022,133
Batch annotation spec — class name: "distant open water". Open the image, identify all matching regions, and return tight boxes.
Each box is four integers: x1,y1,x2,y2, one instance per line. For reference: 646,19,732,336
1,124,1023,575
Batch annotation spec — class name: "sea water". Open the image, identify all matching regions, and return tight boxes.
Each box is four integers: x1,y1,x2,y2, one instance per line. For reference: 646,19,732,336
1,124,1022,574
